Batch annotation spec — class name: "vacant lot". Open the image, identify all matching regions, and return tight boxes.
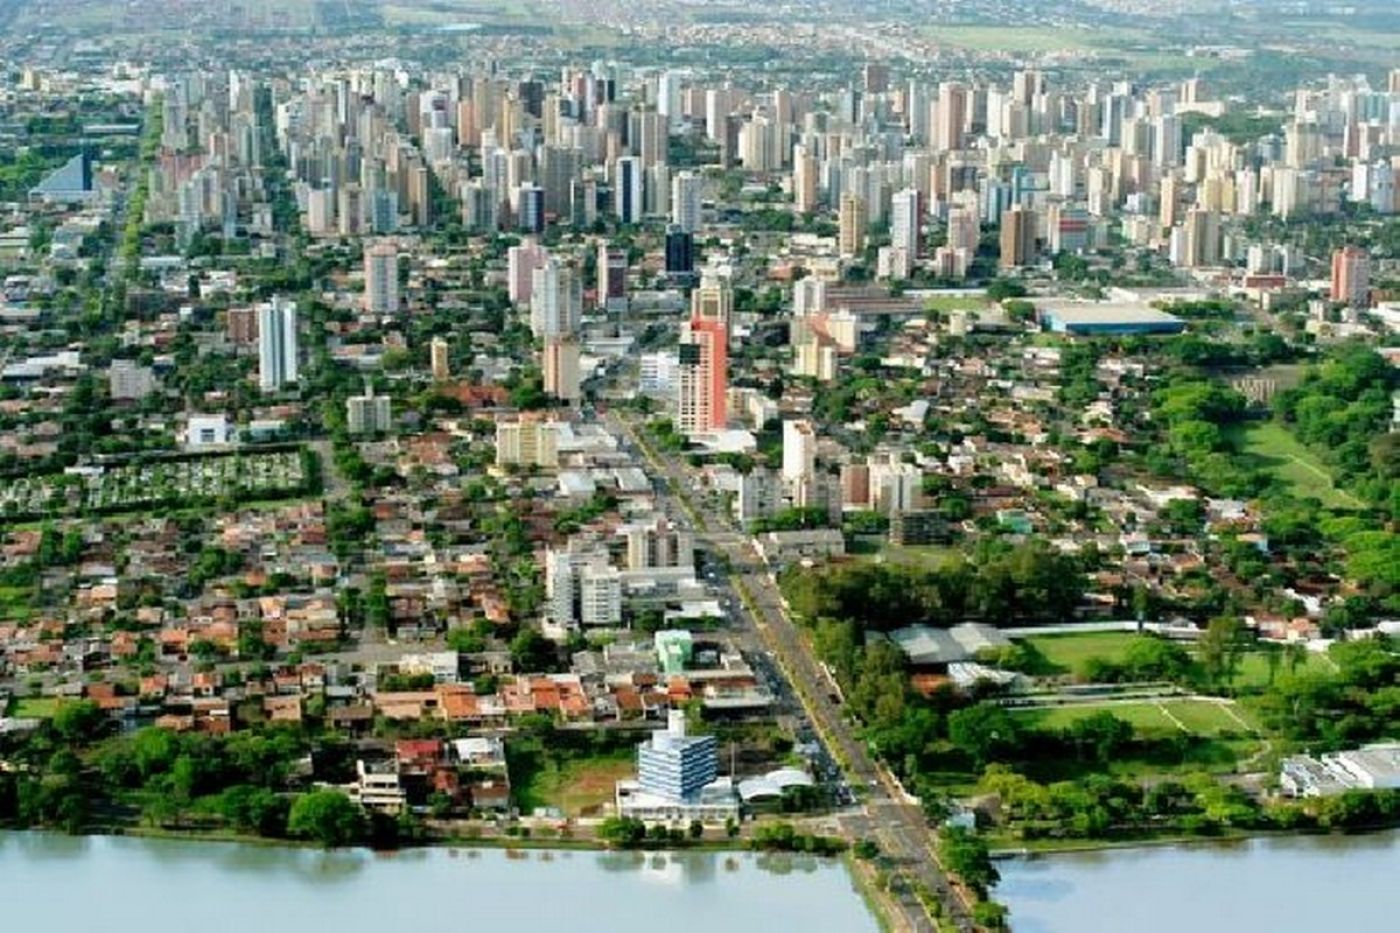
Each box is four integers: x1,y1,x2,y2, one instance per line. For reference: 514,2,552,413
516,751,635,818
1241,422,1361,509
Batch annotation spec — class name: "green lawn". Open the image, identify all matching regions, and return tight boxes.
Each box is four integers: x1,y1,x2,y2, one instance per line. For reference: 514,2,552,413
1015,701,1178,734
1021,632,1139,676
1240,422,1362,509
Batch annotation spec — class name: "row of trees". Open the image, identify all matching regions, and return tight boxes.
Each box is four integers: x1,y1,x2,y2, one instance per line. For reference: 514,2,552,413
979,764,1400,841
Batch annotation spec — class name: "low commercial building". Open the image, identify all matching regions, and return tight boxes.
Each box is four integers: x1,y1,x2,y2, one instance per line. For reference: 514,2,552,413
753,528,846,565
1281,743,1400,797
1037,301,1185,336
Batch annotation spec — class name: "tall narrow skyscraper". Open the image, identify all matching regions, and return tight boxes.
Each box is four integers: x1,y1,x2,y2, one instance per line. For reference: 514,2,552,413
257,297,298,391
364,241,399,314
676,317,727,437
615,155,643,224
670,170,703,233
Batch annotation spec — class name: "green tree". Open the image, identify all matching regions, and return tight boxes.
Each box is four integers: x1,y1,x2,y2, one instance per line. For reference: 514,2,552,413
286,790,367,847
1199,616,1249,688
947,704,1022,768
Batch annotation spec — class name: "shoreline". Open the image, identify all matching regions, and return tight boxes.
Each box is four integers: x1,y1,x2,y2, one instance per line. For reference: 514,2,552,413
989,823,1400,859
4,821,796,858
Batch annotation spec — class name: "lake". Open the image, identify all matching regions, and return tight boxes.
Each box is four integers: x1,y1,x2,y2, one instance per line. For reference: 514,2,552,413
999,831,1400,932
0,832,878,932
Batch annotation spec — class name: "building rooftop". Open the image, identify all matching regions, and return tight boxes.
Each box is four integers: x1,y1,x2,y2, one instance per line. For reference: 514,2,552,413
1036,301,1184,327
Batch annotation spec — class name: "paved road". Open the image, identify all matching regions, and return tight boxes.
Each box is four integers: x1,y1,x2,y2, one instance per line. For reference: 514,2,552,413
605,408,976,933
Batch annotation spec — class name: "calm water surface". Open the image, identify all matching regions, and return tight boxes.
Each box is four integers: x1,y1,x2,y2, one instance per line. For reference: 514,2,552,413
0,832,877,932
999,830,1400,933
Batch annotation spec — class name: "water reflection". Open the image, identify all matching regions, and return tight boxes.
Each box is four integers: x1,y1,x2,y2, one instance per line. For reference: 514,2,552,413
0,832,878,933
1000,831,1400,933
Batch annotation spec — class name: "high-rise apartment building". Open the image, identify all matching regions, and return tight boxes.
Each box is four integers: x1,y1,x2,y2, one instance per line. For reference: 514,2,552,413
597,242,629,309
543,335,582,403
936,81,967,152
530,258,581,339
1331,245,1371,308
838,192,867,257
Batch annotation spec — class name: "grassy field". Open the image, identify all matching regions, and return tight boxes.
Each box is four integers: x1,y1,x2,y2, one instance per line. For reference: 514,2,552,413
1241,422,1361,509
1016,701,1181,734
1021,632,1139,675
515,751,635,818
9,697,58,719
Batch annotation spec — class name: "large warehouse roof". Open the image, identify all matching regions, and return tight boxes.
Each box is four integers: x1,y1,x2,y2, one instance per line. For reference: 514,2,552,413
1037,300,1184,327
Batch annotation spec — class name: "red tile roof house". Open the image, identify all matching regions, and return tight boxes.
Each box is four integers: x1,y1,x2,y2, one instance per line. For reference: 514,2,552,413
395,739,444,775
